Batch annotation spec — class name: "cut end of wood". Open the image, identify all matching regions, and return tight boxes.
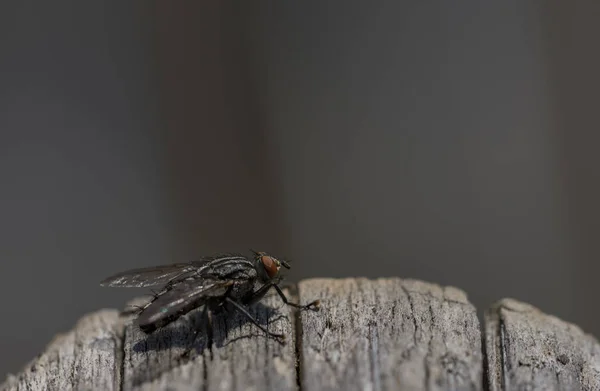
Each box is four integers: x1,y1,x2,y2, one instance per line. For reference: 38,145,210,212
298,277,482,391
2,309,125,391
2,278,599,391
485,297,600,391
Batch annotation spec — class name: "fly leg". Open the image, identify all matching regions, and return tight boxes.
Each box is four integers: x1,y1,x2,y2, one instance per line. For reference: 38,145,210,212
180,281,235,360
244,282,320,311
225,297,286,342
182,283,235,358
180,304,211,360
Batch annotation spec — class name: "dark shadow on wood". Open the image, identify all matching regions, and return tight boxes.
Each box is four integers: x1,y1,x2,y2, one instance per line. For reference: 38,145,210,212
132,302,285,353
128,301,289,386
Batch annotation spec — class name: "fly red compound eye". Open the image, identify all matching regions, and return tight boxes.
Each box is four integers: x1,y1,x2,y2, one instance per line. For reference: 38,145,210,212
260,255,280,278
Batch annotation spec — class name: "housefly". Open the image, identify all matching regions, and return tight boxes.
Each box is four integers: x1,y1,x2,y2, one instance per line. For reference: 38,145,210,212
100,250,320,341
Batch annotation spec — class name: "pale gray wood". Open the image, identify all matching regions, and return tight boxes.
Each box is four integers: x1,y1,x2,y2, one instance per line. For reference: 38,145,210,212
5,278,600,391
120,289,298,391
0,309,125,391
297,278,483,391
485,298,600,391
1,288,298,391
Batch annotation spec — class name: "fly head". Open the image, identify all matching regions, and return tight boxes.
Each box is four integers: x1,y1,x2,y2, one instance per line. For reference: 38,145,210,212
251,250,290,283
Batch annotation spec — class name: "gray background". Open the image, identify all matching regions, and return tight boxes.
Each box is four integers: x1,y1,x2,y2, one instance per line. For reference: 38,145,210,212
1,1,598,379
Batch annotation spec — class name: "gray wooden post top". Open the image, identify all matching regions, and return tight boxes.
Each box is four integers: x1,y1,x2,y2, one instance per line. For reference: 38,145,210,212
2,278,598,391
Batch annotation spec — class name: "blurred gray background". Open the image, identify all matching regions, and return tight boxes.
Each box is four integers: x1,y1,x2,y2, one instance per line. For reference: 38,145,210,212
1,1,598,379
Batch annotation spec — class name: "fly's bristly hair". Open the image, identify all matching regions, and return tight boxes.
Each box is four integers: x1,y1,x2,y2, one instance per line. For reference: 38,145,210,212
100,250,321,341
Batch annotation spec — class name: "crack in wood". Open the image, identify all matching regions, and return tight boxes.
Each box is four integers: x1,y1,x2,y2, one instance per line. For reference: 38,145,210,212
294,289,303,391
117,324,126,391
424,302,435,389
401,284,420,350
498,317,507,391
481,325,491,391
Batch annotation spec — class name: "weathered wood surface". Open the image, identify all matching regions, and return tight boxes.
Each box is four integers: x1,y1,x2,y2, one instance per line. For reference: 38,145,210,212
485,298,600,391
120,289,297,391
1,278,599,391
298,278,482,391
0,309,126,391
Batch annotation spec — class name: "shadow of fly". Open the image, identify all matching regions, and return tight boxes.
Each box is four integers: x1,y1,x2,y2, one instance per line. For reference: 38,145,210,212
100,250,320,344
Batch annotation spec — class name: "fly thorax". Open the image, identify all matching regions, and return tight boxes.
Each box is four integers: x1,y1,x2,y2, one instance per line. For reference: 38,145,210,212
230,278,255,299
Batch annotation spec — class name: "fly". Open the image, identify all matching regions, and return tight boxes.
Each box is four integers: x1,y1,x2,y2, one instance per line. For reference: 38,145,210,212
100,250,320,342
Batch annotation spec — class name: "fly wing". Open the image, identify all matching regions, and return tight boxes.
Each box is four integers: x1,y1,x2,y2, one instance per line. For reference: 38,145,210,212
136,279,233,328
99,263,198,288
100,253,250,288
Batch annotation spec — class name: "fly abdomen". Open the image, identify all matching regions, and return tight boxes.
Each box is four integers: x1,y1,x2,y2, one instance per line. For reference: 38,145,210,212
136,295,211,333
134,279,233,333
137,310,183,333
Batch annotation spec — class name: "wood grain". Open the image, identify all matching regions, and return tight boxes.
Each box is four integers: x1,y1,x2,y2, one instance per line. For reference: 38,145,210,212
3,278,599,390
0,309,124,391
120,289,298,391
485,298,600,391
297,278,483,391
